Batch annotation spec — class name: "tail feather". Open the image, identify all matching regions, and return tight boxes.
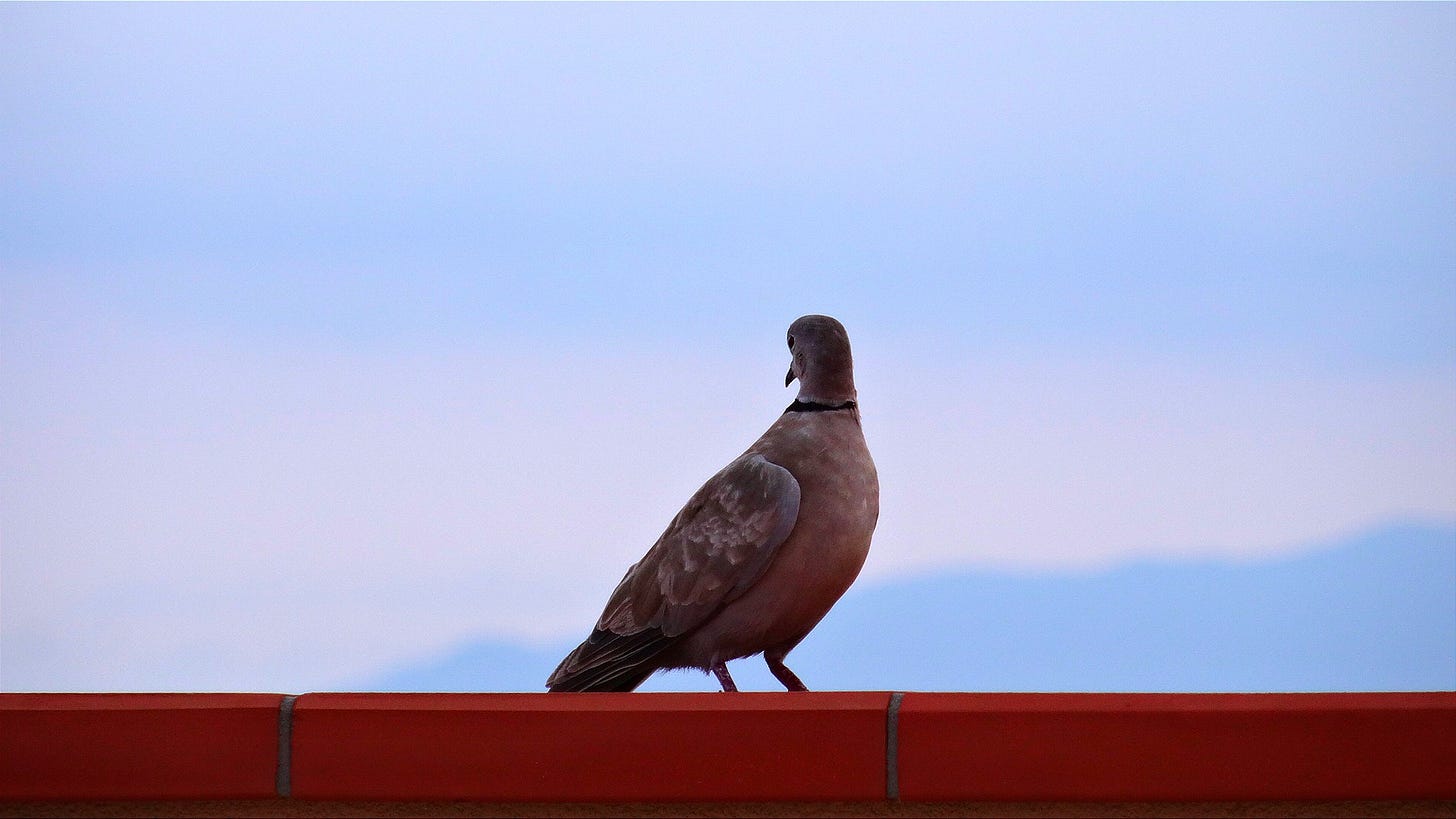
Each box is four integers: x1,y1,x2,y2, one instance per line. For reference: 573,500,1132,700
546,627,675,692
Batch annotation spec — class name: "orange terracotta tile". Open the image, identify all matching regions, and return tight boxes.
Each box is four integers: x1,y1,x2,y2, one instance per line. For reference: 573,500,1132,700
896,692,1456,802
0,693,284,800
290,692,890,802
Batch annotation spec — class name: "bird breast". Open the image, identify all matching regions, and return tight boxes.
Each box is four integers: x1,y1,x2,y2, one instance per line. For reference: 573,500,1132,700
685,411,879,660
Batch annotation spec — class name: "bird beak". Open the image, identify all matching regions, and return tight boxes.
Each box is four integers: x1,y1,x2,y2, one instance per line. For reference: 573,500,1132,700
785,365,797,387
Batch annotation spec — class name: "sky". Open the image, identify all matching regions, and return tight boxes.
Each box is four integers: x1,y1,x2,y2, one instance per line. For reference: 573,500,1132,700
2,3,1453,693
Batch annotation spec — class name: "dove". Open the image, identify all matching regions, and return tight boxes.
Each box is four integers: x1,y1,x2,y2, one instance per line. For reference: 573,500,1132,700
547,314,879,692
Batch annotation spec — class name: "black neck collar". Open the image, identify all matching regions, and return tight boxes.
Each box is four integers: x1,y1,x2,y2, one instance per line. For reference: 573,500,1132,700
785,399,857,413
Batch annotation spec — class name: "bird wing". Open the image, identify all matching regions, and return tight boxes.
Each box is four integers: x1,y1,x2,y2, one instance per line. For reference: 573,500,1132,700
601,452,801,637
546,453,799,690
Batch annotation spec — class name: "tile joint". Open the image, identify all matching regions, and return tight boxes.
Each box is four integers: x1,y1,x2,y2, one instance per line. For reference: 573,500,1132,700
886,691,904,801
276,694,298,798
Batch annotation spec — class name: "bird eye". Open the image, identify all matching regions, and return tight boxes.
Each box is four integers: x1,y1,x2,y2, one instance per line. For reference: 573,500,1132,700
787,335,796,349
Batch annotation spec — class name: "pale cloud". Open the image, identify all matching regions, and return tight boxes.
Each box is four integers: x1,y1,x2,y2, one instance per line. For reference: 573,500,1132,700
859,348,1456,574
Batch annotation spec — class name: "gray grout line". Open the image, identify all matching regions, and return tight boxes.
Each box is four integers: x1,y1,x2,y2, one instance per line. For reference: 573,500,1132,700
276,695,298,798
886,691,904,801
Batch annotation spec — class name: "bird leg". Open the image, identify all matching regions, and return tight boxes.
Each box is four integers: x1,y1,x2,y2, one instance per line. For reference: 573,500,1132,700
711,662,738,692
765,649,809,692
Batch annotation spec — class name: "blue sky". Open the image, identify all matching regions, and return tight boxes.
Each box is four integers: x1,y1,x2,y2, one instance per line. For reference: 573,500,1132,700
2,3,1453,692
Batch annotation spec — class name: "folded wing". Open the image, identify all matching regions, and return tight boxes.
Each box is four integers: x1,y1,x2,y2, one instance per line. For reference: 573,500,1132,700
546,453,801,691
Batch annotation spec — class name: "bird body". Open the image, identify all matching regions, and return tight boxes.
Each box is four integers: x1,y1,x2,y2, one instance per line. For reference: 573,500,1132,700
547,315,878,692
676,409,878,665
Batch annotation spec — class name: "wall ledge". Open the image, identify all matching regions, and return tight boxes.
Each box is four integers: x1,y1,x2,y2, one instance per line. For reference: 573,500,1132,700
1,799,1454,819
3,692,1453,811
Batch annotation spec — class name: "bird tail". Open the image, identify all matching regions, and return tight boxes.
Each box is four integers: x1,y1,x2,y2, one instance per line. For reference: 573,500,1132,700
545,627,674,692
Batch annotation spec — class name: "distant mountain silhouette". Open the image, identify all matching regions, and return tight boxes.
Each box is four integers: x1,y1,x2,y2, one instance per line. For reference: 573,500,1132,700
358,521,1455,693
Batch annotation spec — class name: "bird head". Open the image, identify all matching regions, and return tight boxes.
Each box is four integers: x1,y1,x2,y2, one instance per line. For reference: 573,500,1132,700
784,314,857,404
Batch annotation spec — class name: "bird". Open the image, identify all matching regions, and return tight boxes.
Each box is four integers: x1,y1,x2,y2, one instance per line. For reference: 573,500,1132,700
546,314,879,693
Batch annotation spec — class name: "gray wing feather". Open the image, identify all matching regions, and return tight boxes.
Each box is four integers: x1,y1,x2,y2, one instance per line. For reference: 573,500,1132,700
598,453,800,637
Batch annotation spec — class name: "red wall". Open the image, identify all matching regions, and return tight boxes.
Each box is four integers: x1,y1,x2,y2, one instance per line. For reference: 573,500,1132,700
3,692,1453,804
